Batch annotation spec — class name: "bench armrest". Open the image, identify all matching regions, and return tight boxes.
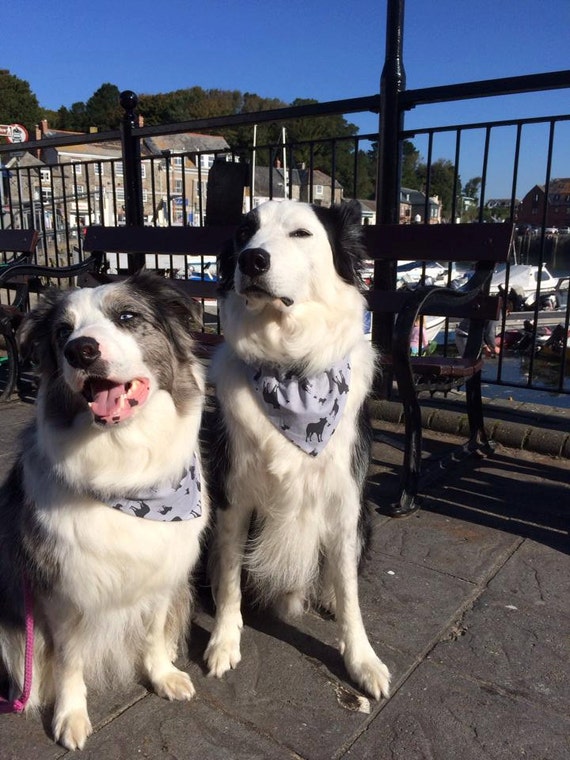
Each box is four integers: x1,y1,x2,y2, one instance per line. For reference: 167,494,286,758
388,264,497,395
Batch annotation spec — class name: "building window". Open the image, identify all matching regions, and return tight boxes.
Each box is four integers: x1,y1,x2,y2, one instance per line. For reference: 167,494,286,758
174,179,183,195
315,185,324,196
115,162,123,176
200,154,215,170
94,163,104,176
40,169,51,184
172,156,183,167
41,189,52,202
116,188,125,201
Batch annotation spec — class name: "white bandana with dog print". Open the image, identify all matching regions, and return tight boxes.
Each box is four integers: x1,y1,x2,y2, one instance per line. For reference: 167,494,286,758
245,357,351,456
105,453,202,521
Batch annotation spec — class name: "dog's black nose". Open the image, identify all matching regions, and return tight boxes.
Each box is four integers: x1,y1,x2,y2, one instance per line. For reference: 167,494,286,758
238,248,270,278
64,337,101,369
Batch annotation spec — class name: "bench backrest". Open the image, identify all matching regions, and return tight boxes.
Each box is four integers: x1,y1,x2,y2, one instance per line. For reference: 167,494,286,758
0,229,39,259
362,222,513,263
81,225,236,299
81,221,514,320
364,222,514,321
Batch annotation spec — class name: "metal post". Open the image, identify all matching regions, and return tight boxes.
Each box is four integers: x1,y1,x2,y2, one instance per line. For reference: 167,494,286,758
120,90,145,273
373,0,406,397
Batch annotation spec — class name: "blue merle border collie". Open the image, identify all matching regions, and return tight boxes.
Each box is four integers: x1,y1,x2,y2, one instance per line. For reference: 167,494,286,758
205,200,390,700
0,273,209,750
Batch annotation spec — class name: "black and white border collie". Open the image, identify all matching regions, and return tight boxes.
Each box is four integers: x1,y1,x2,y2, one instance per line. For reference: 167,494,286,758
0,273,209,750
205,200,390,700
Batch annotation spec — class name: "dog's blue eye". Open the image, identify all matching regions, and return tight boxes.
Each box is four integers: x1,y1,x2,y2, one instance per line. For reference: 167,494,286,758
118,311,137,323
290,229,312,238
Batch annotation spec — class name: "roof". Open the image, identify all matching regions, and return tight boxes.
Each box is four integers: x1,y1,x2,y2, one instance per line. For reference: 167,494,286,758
253,166,302,197
348,198,376,213
4,152,44,168
400,187,440,207
486,198,520,207
548,178,570,198
52,141,123,159
144,133,230,155
297,168,342,190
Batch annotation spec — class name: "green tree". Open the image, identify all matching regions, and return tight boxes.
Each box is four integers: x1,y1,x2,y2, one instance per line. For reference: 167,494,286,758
0,69,42,133
85,83,122,130
463,177,481,201
55,102,88,131
401,140,422,189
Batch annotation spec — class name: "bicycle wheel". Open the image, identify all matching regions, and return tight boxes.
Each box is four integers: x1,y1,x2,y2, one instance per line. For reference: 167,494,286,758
0,325,19,402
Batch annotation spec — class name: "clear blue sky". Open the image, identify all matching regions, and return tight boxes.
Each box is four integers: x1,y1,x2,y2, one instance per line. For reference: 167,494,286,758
3,0,569,198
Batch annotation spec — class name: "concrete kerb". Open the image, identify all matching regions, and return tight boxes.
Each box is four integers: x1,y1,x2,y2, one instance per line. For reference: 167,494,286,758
368,397,570,459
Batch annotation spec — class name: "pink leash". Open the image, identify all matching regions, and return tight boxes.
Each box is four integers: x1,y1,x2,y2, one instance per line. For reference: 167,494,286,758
0,575,34,714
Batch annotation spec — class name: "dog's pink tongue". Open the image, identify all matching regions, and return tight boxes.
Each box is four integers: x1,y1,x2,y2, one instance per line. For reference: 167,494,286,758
88,378,150,424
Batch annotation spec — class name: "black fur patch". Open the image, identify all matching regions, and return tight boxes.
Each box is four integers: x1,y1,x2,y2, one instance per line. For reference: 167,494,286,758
202,399,232,511
218,209,260,295
312,200,366,288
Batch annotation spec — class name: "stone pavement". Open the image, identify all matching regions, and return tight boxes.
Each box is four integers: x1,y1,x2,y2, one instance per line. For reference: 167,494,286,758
0,398,568,759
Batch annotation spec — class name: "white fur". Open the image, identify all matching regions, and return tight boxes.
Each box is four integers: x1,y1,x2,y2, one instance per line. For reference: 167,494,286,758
205,200,390,700
0,278,209,750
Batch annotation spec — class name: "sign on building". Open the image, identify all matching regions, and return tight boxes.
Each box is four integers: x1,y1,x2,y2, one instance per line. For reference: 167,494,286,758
0,124,29,143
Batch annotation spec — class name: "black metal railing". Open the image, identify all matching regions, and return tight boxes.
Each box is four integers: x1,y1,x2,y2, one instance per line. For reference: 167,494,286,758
1,0,569,398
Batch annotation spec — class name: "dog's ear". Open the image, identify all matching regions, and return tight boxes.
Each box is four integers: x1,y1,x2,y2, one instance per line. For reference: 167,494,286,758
313,201,366,287
339,199,364,227
17,289,67,373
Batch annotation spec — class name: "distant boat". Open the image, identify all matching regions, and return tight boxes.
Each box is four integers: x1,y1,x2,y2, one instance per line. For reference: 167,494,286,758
490,264,559,306
184,261,218,282
396,260,451,286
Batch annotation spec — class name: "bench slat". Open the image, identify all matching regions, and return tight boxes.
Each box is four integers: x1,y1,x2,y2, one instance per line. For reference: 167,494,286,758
363,222,514,263
0,229,39,256
83,225,235,257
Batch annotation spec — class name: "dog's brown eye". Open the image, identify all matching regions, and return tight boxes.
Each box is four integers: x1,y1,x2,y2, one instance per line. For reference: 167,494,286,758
290,229,312,238
56,324,73,343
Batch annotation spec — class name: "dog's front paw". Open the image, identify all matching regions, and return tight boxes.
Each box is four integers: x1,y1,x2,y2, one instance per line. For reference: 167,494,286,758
344,645,391,700
53,709,93,751
153,668,195,701
204,626,242,678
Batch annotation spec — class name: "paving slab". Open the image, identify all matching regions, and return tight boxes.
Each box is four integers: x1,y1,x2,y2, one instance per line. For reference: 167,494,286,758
344,660,570,760
429,592,570,715
369,507,521,585
485,539,570,611
74,694,298,760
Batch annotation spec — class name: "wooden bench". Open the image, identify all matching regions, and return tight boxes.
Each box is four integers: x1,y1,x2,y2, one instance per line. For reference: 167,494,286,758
363,222,514,516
